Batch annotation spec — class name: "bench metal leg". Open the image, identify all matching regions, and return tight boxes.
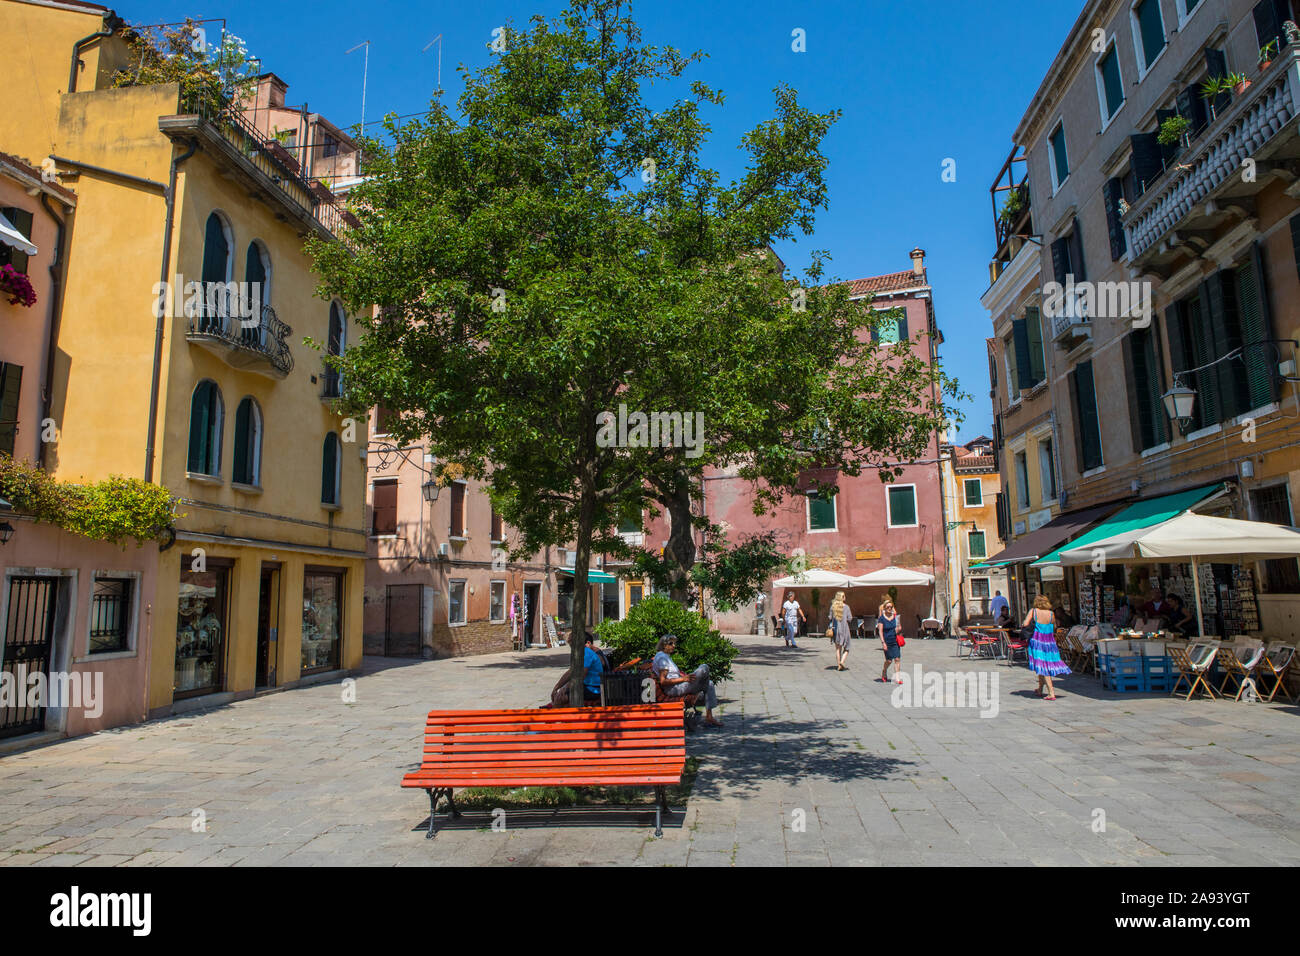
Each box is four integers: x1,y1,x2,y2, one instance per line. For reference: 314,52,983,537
653,785,672,838
425,787,461,839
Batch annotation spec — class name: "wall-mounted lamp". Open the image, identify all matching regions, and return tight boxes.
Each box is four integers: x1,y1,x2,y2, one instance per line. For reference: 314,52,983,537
422,480,440,503
0,522,14,546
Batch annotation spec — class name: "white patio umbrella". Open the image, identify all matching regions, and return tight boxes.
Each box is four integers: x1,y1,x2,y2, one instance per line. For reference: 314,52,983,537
771,568,859,589
1057,512,1300,637
852,566,935,586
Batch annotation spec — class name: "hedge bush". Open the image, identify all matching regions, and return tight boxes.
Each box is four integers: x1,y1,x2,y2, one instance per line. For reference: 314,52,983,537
596,594,739,683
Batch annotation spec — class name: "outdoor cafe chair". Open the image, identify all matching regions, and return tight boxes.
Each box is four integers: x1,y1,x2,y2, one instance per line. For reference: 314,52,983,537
1004,627,1028,665
1256,643,1296,704
955,627,975,659
1219,643,1267,701
1169,644,1218,700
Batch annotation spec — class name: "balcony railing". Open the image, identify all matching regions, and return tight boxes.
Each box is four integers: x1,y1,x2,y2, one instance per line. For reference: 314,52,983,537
186,300,294,378
989,145,1032,282
176,88,351,238
320,368,343,401
1124,54,1300,265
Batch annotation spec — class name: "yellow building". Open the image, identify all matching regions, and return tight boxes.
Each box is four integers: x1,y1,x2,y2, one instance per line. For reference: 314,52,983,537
1,1,366,713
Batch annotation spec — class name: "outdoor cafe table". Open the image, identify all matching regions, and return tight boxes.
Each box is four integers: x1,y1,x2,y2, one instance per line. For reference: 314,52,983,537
964,626,1007,660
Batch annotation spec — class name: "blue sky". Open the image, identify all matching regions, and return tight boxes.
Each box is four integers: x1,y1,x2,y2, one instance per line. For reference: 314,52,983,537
127,0,1082,440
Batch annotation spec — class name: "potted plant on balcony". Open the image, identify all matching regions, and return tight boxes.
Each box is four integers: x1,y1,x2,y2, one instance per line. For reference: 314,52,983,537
1157,114,1190,148
0,265,36,308
999,188,1025,229
1259,39,1279,72
1228,71,1251,95
1200,75,1233,120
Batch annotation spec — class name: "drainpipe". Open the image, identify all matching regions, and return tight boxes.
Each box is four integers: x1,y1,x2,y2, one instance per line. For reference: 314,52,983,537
68,12,122,94
144,139,199,482
37,194,68,469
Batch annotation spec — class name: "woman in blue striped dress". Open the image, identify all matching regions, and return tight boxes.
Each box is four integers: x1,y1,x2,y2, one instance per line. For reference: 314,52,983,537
1023,594,1069,699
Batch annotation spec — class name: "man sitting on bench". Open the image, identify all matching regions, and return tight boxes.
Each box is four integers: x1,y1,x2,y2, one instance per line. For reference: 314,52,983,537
652,634,722,727
582,631,605,704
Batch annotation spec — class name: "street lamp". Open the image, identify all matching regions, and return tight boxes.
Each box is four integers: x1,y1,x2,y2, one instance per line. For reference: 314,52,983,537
0,522,13,546
422,479,440,503
1161,377,1197,426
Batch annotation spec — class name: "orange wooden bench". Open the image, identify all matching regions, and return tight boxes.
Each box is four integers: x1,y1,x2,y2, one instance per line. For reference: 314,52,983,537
402,702,687,838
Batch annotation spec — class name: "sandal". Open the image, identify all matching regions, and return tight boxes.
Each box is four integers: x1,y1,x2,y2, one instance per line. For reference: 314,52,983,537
1044,695,1057,701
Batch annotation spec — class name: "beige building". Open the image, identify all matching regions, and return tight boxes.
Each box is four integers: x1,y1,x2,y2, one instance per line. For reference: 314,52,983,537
941,436,1009,624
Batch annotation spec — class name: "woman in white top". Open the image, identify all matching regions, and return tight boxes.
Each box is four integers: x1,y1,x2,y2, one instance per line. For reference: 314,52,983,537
829,591,852,671
781,591,805,648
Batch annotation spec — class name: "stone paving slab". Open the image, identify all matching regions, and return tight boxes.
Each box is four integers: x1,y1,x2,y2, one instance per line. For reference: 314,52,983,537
0,635,1297,865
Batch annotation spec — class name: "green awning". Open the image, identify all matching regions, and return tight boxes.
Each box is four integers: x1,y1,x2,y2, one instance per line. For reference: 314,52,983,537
1030,483,1222,568
556,568,619,584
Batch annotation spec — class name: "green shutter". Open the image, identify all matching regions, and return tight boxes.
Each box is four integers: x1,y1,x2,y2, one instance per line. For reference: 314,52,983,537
1026,307,1045,384
188,383,211,474
968,531,986,559
1101,48,1124,117
1074,361,1103,470
233,399,251,484
1203,273,1248,420
1012,317,1033,391
1143,328,1168,446
1238,245,1278,410
1122,334,1146,454
888,486,916,526
808,495,835,530
322,434,338,504
1189,287,1219,427
1137,0,1166,65
1050,127,1069,183
0,363,22,458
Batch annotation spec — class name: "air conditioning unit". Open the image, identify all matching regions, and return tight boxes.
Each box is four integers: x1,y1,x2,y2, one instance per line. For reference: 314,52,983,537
438,543,449,557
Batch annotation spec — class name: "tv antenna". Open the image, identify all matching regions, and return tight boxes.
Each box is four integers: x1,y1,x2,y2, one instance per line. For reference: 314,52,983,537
423,34,443,92
346,40,371,132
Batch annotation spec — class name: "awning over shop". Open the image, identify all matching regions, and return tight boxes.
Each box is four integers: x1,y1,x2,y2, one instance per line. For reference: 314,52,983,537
0,210,36,256
982,503,1122,566
556,568,619,584
1031,483,1223,568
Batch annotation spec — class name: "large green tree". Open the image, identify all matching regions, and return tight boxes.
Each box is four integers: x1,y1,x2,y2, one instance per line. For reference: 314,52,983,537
311,1,957,703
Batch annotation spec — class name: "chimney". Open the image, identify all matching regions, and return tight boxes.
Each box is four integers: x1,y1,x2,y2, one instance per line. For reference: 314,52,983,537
910,247,926,277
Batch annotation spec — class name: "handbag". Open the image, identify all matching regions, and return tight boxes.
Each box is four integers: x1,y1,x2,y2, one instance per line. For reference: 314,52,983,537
896,634,905,647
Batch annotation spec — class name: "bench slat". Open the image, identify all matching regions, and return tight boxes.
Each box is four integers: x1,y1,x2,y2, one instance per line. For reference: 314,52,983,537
422,731,681,750
417,751,685,767
425,717,683,735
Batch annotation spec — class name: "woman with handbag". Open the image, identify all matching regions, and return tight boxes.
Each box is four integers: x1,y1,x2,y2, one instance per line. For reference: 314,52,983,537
876,600,904,684
829,591,853,671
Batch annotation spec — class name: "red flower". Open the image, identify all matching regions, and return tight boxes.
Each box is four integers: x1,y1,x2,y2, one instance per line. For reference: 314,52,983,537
0,264,37,308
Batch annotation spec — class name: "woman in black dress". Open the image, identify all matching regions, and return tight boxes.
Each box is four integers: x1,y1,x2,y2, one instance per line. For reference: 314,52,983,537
876,600,903,684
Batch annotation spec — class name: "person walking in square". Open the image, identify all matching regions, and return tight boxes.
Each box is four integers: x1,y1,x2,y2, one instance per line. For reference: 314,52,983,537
781,591,805,648
1024,594,1069,699
830,591,852,670
876,599,903,684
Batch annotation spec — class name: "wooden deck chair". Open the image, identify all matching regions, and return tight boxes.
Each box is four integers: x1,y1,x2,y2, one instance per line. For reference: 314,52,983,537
1073,633,1098,675
1169,644,1217,700
1256,643,1296,704
1225,643,1267,701
1214,645,1253,699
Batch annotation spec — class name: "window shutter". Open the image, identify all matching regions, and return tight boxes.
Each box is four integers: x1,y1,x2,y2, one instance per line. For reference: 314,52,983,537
1137,0,1166,63
1238,243,1279,409
1074,361,1103,471
1050,237,1070,286
188,385,210,474
0,363,22,458
1254,0,1285,53
1204,272,1248,420
322,435,338,504
1068,368,1085,472
1130,133,1164,193
1177,83,1208,137
1068,218,1087,283
233,399,251,484
1026,307,1046,384
897,312,909,342
1290,213,1300,280
1144,328,1169,446
995,490,1009,541
373,480,398,535
0,208,33,272
1204,48,1232,116
1121,335,1146,455
1189,285,1221,427
1104,178,1127,261
1012,317,1033,391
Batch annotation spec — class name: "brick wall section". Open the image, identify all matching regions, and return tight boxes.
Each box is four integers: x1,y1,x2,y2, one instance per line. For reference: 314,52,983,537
430,620,514,657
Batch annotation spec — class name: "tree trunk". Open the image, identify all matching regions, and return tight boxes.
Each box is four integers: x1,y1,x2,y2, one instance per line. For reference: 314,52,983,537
664,473,697,606
568,483,597,707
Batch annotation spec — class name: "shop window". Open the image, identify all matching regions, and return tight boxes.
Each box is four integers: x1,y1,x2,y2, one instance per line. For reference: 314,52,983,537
964,478,983,507
808,493,837,531
0,362,22,458
449,482,466,536
0,207,33,273
886,485,917,528
187,380,224,477
968,530,987,559
447,579,466,624
89,576,132,654
302,569,343,672
232,397,262,486
372,478,398,535
490,580,506,622
321,432,341,505
175,560,229,698
1251,485,1300,593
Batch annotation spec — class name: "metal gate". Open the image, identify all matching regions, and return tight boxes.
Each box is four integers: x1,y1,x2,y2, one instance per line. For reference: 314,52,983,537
1,576,58,739
384,584,424,657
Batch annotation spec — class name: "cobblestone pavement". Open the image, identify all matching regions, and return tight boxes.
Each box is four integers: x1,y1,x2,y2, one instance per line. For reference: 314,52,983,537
0,634,1296,866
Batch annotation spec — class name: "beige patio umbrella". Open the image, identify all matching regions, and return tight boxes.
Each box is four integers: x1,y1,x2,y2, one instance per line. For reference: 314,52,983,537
1057,512,1300,637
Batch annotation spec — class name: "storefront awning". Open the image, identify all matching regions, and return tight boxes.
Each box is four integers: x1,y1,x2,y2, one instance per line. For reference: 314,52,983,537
982,503,1123,566
0,210,36,256
1031,483,1223,568
556,568,619,584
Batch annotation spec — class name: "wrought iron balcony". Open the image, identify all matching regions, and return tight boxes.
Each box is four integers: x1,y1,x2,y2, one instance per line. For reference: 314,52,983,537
989,146,1032,284
1124,53,1300,271
185,301,294,378
320,368,343,401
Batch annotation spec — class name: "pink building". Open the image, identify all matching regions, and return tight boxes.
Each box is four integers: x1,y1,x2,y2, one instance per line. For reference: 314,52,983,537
0,151,158,747
646,250,951,634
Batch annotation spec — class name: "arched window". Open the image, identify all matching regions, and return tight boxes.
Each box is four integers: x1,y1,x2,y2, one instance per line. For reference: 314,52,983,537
324,302,346,398
243,241,270,344
321,432,341,505
187,380,224,476
232,397,262,487
200,212,232,331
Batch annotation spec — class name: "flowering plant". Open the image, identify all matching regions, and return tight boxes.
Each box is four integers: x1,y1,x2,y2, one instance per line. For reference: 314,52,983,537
0,264,36,307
